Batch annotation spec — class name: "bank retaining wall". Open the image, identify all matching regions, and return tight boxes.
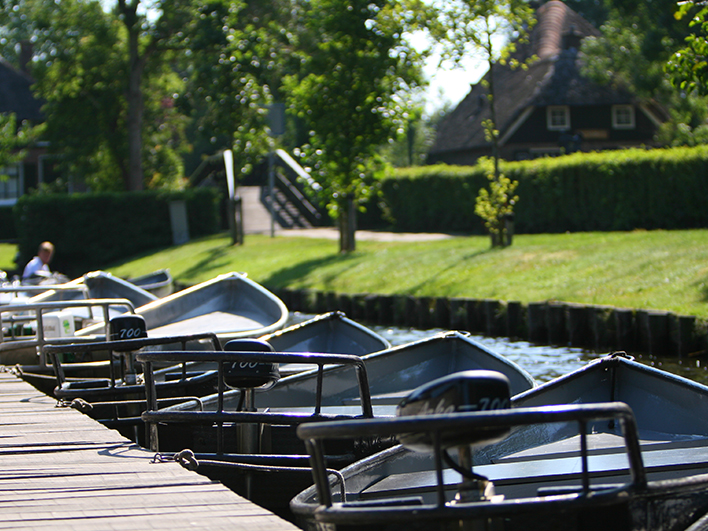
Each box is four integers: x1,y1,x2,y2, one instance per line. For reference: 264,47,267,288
275,288,708,359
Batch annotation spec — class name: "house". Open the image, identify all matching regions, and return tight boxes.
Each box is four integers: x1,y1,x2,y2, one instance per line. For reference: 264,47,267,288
427,0,668,166
0,58,52,207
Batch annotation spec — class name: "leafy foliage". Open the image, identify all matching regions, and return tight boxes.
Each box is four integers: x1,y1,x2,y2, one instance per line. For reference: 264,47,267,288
284,0,425,252
474,157,518,246
430,0,534,248
666,1,708,96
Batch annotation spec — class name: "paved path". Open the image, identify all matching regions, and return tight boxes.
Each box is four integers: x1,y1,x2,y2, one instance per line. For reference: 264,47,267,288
0,371,299,530
273,227,456,241
239,185,457,242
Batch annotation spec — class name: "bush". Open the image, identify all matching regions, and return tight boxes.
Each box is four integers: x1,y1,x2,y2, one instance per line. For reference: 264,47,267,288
13,188,221,276
0,207,16,240
382,146,708,234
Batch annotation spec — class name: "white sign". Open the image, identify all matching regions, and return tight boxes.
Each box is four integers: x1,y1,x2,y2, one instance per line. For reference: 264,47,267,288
223,149,235,200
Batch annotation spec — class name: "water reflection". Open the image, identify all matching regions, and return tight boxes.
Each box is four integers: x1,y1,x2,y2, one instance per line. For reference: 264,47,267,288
369,323,708,386
287,313,708,386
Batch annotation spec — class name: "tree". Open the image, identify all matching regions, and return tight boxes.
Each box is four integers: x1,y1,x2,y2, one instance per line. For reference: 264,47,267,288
666,1,708,97
178,0,286,177
0,113,42,170
284,0,426,253
433,0,534,247
0,0,202,191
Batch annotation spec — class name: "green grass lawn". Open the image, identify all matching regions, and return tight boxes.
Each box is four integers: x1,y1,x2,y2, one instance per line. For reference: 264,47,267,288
5,230,708,318
0,243,16,273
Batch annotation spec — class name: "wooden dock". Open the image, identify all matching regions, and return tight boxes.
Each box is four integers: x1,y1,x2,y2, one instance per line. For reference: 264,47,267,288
0,371,300,530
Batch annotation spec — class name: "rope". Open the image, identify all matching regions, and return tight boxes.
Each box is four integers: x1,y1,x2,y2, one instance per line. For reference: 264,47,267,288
56,398,93,411
155,451,347,502
174,449,199,471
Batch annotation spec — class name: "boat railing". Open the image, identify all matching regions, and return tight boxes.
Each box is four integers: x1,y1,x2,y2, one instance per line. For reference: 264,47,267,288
0,299,136,365
136,350,373,453
0,283,89,304
296,402,646,518
43,331,222,394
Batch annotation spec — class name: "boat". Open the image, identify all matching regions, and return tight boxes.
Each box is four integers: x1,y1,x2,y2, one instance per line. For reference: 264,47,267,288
0,298,135,367
138,343,390,517
2,270,158,309
138,331,534,515
127,269,174,297
76,272,288,345
261,311,391,376
42,317,223,443
291,352,708,531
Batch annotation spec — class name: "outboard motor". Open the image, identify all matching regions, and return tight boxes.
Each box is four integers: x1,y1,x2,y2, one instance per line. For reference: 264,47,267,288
222,338,278,498
223,338,280,393
108,314,147,385
397,370,511,506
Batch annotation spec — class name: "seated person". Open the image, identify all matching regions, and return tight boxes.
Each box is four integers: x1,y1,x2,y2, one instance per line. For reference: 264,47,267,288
22,241,55,283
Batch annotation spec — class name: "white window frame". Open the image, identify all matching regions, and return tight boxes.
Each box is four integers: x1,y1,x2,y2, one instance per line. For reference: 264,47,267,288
0,164,22,206
612,104,635,129
547,106,570,131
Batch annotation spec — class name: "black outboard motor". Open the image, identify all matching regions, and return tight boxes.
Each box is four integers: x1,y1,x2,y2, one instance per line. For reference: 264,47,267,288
222,338,279,496
109,314,147,385
223,338,280,393
396,370,511,505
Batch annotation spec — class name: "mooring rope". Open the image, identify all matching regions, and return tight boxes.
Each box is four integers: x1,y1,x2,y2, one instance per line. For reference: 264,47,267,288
151,449,347,501
56,397,93,411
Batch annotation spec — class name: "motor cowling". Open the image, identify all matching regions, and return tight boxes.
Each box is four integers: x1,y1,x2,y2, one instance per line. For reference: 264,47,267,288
396,370,511,452
109,315,147,351
223,339,280,390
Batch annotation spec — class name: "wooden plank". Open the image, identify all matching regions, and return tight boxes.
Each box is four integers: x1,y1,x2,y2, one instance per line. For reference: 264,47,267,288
0,372,299,530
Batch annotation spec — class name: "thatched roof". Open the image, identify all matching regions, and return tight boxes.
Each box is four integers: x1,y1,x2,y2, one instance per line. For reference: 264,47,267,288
429,0,638,158
0,59,43,122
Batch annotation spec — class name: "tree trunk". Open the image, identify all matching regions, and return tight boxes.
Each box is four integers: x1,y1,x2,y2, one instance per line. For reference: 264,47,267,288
123,2,144,191
339,196,356,253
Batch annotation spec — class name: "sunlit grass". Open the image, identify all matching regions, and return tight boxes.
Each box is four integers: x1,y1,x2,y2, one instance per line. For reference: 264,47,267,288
5,230,708,317
0,243,17,273
101,229,708,318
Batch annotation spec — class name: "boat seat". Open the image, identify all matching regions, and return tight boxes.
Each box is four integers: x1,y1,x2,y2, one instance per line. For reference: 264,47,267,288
342,390,414,406
361,438,708,501
62,378,112,390
222,338,280,390
396,370,511,452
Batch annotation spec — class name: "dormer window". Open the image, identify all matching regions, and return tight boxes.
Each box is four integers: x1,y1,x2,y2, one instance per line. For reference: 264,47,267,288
547,106,570,131
612,105,635,129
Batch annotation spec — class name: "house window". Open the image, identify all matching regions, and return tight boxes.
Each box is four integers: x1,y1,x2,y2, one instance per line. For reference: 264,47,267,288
0,165,21,202
547,106,570,131
612,105,635,129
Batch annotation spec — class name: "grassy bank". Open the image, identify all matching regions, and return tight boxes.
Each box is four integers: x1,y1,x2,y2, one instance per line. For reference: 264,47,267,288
4,230,708,318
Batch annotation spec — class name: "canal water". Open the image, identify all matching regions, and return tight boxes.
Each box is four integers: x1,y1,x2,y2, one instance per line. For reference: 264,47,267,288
290,313,708,386
374,323,708,385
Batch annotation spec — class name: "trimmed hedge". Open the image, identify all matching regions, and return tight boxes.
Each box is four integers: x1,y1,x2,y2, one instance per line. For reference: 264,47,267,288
384,145,708,234
0,207,16,241
13,188,221,277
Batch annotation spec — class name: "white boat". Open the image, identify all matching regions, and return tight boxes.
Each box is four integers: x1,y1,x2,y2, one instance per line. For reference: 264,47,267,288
136,331,534,515
77,272,288,345
261,311,391,376
291,353,708,531
127,269,174,297
0,298,135,367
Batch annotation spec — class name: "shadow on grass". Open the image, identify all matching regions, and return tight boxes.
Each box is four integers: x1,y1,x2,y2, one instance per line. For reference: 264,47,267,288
401,247,497,295
179,245,233,282
261,252,362,289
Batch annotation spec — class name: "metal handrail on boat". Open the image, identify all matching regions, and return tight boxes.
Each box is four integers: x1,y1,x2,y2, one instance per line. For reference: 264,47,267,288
296,402,646,522
44,332,222,392
0,299,136,365
137,350,374,453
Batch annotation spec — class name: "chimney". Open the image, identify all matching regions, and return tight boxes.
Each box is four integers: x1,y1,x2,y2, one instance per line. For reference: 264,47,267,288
19,40,33,74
